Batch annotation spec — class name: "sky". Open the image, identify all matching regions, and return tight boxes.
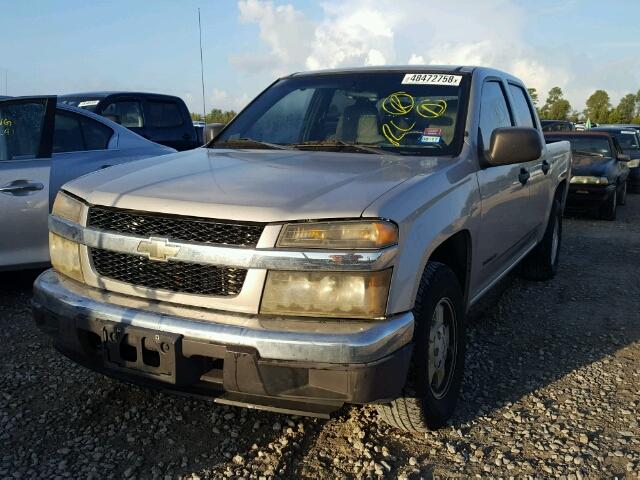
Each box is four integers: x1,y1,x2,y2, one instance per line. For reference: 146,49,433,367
1,0,639,114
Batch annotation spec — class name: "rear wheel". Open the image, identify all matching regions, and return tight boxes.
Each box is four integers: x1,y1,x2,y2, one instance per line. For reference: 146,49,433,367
520,197,562,281
376,262,465,432
600,190,617,221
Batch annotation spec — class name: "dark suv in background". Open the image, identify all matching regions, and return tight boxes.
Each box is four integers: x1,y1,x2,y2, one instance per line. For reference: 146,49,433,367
59,92,199,151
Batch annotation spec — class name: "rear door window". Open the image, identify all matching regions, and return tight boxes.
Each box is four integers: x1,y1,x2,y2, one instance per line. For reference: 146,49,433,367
53,111,113,153
146,100,183,128
102,100,144,128
508,84,536,128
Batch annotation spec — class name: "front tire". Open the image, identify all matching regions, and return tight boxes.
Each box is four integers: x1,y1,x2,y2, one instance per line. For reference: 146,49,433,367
617,181,627,206
376,262,465,432
600,190,617,221
520,197,562,281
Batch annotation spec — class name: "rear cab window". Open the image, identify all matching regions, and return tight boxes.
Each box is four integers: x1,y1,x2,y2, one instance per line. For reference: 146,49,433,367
102,100,144,128
146,100,184,128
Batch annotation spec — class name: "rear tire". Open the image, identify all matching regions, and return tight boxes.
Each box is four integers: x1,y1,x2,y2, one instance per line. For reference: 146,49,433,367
600,190,617,221
376,262,465,432
520,197,562,281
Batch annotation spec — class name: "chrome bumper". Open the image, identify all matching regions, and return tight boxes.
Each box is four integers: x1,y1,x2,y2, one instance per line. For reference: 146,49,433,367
33,270,414,364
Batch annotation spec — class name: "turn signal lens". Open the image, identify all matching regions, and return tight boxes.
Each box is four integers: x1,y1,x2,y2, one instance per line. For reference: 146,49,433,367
49,232,83,282
260,269,392,319
52,191,84,224
277,221,398,249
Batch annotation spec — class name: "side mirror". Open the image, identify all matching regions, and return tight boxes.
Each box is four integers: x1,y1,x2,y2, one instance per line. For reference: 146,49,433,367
485,127,543,167
617,154,630,162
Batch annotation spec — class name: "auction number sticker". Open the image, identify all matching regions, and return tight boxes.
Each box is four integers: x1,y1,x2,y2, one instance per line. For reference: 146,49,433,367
402,73,462,86
78,100,100,107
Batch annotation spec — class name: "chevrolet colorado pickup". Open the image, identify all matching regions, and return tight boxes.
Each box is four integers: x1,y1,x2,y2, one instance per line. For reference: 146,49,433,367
33,66,571,432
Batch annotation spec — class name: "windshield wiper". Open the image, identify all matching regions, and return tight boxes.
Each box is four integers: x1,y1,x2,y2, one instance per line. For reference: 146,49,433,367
295,140,391,155
212,137,294,150
573,150,604,157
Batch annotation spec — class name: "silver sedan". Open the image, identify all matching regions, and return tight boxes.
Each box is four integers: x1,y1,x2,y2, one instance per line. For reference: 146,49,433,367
0,96,176,270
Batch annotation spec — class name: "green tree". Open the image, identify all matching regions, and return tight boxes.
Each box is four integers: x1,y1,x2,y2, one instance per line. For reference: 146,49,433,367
612,93,636,124
540,87,571,120
527,88,539,107
191,109,237,124
585,90,611,124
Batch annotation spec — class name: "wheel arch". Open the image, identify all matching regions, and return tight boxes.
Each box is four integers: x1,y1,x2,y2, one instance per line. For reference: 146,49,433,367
424,230,472,308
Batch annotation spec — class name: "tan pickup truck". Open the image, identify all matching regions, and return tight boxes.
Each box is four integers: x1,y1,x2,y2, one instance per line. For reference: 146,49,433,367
33,66,571,432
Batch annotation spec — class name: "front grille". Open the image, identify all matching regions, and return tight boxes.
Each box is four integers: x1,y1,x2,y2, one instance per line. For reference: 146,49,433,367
87,206,264,247
90,248,246,296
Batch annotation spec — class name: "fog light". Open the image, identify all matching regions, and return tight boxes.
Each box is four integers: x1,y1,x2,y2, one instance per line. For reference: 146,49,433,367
49,232,83,282
260,269,392,319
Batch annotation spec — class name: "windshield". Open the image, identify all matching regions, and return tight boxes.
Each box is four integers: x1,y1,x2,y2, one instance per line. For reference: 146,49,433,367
615,131,640,151
58,97,102,112
212,72,467,155
551,136,612,157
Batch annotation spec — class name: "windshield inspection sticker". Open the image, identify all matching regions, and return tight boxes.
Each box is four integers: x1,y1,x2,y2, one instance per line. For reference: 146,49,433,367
420,128,442,143
78,100,100,107
402,74,462,86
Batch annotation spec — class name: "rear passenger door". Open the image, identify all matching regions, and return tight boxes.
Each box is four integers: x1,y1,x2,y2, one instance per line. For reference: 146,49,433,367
507,82,549,234
475,80,534,289
49,110,116,204
142,98,195,150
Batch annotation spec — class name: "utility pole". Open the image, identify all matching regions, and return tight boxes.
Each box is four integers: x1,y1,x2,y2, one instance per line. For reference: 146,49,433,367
198,8,206,123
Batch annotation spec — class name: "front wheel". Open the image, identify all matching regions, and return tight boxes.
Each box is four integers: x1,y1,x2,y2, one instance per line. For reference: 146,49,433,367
617,181,627,206
520,197,562,280
376,262,465,432
600,190,617,221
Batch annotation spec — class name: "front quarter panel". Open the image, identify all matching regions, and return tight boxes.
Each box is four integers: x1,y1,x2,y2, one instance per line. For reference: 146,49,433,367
362,146,481,315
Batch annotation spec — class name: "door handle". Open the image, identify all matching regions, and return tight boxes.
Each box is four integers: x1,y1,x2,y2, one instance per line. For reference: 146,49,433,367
0,181,45,196
518,168,530,186
541,160,550,175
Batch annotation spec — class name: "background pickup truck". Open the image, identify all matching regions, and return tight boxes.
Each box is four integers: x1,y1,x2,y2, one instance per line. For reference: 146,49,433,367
59,92,199,151
33,66,571,432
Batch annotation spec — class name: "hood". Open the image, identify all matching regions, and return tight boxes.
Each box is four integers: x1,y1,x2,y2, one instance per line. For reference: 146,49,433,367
64,148,439,222
571,154,616,177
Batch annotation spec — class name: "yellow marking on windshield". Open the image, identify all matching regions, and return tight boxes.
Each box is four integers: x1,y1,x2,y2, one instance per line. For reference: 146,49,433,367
382,92,414,115
416,99,447,118
382,121,415,146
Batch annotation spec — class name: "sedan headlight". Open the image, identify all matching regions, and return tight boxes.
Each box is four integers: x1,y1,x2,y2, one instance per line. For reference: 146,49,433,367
52,191,84,223
627,159,639,168
260,269,392,319
277,220,398,249
49,232,83,282
570,176,609,185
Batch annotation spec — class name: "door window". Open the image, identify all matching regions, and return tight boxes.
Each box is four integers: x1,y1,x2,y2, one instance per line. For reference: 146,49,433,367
146,101,183,128
508,84,536,128
0,101,47,161
53,111,113,153
479,81,513,152
102,100,144,128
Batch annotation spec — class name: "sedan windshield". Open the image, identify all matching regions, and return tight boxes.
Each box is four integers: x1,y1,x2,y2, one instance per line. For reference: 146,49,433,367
551,137,612,158
212,72,467,155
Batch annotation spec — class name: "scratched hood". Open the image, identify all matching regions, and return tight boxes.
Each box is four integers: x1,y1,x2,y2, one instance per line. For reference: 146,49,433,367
63,148,436,222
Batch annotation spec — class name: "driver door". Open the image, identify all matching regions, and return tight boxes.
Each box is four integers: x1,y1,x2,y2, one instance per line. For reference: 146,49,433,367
0,96,56,269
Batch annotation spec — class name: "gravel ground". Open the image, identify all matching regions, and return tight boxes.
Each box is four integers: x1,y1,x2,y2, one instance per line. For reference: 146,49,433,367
1,195,639,479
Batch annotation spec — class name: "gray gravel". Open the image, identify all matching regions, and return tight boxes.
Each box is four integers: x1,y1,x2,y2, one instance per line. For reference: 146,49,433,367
1,195,639,479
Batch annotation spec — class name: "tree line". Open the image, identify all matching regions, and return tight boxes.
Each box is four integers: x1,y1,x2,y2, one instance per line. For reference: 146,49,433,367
191,109,237,124
527,87,640,124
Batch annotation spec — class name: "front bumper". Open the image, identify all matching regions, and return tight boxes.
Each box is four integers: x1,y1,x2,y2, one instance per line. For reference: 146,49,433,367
566,184,616,209
32,270,414,416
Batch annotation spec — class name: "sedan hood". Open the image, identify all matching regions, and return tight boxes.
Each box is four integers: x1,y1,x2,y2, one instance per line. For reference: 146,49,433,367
64,148,434,222
571,155,615,177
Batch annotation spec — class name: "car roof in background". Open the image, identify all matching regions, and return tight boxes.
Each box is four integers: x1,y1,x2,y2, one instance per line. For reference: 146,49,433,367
545,131,613,138
59,91,183,100
591,126,640,133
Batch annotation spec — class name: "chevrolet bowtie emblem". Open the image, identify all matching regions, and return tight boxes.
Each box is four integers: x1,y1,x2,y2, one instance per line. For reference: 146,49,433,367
137,237,181,262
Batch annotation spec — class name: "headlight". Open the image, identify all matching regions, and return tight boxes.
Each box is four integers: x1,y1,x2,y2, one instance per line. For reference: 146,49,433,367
627,159,639,168
52,191,84,223
277,221,398,249
260,269,392,319
570,176,609,185
49,232,83,282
